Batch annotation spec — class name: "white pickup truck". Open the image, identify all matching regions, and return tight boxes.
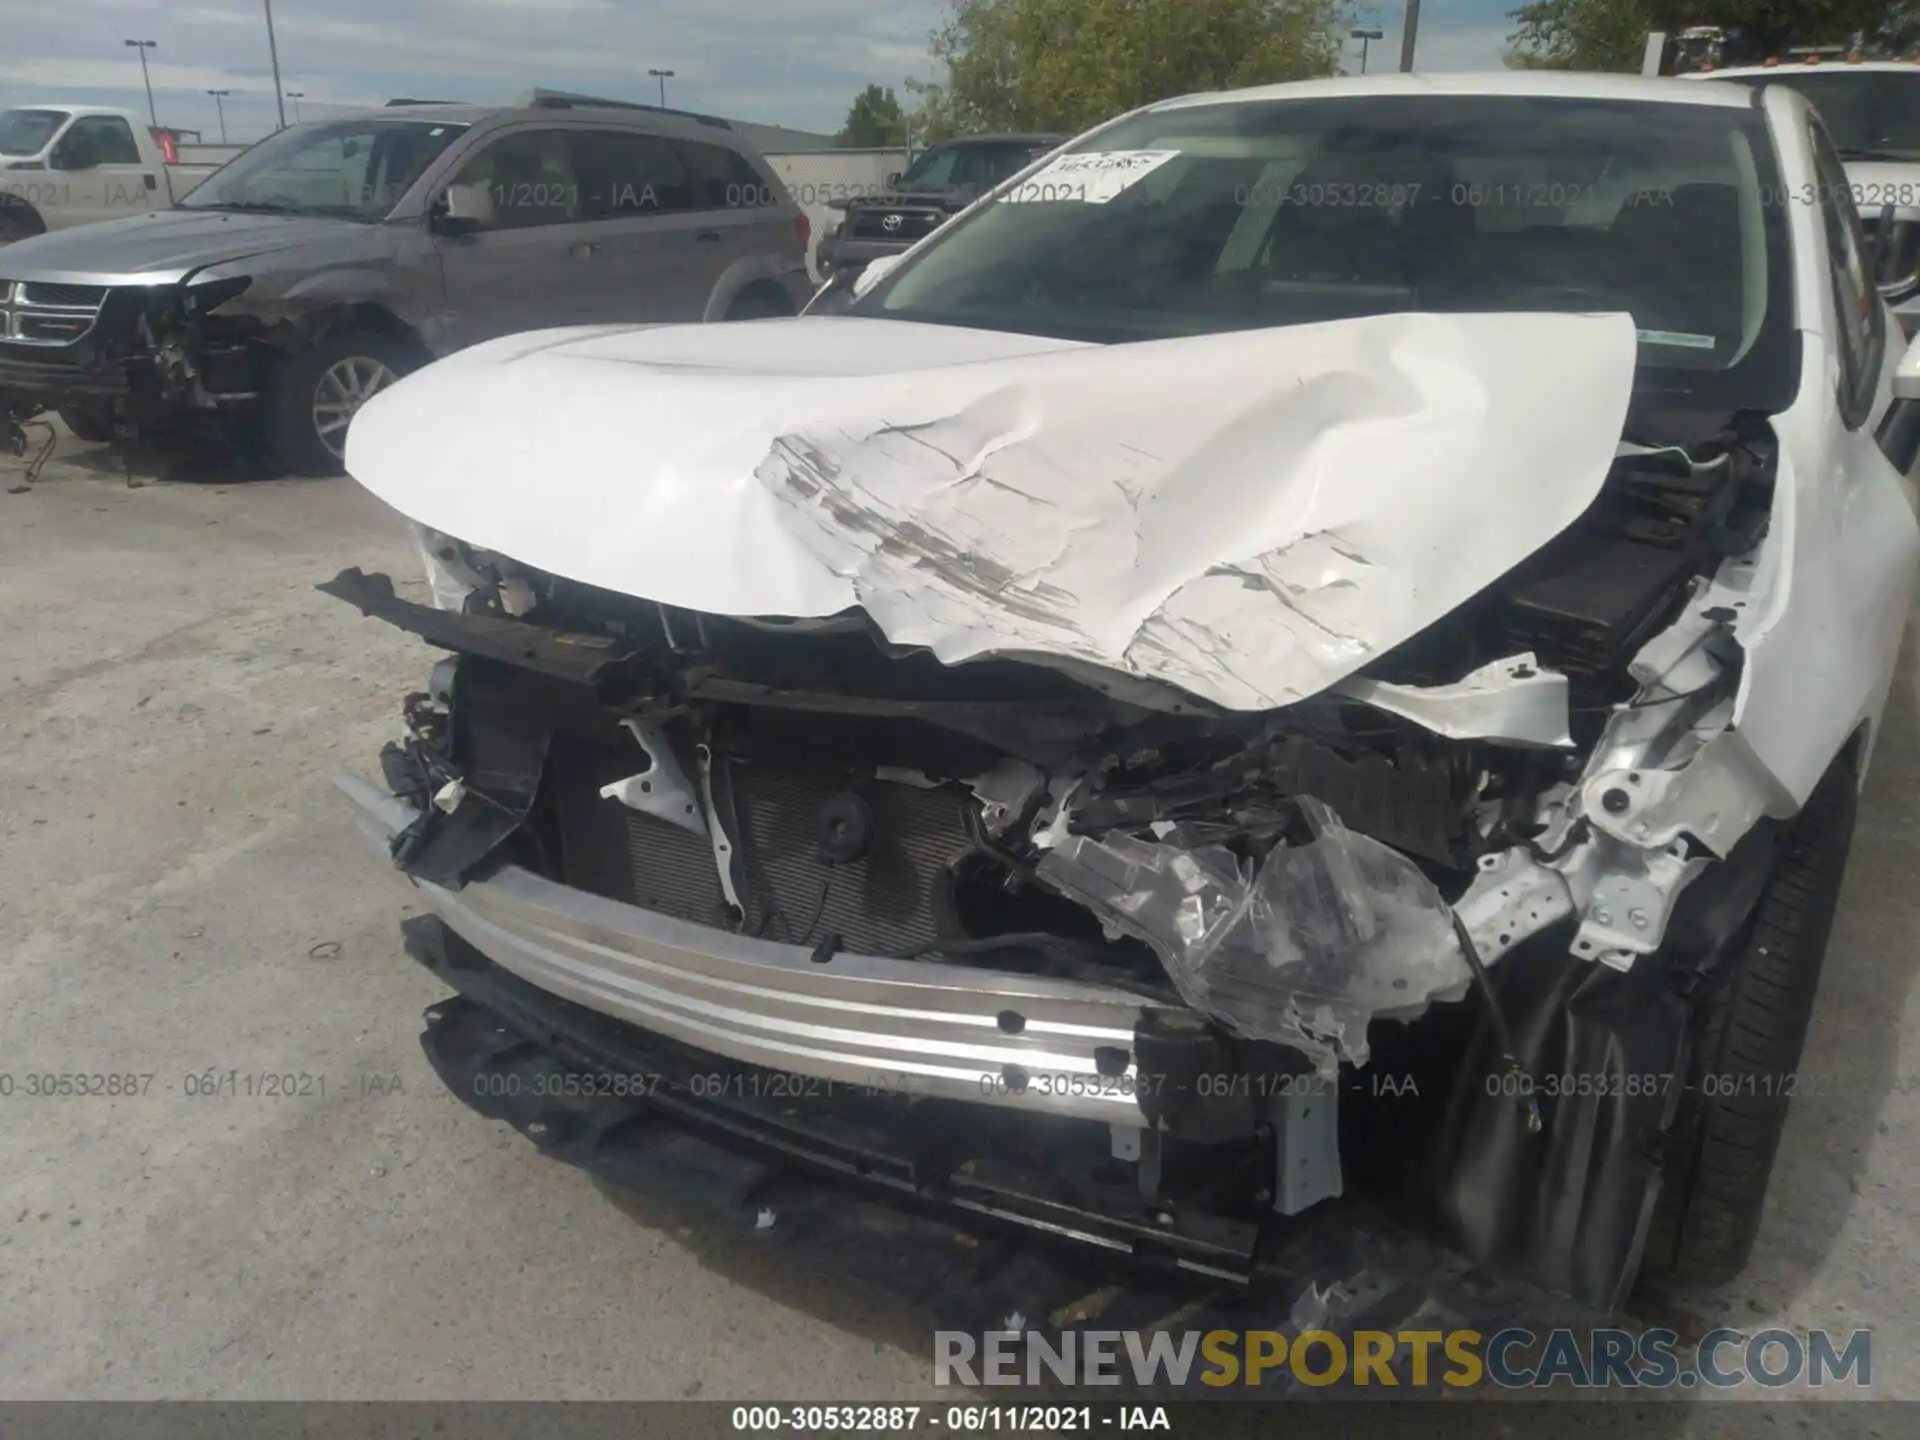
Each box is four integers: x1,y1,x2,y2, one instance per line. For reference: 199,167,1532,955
1674,60,1920,334
0,105,228,242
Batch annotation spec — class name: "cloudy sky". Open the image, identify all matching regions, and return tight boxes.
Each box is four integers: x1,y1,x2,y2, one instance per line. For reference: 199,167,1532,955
0,0,1517,144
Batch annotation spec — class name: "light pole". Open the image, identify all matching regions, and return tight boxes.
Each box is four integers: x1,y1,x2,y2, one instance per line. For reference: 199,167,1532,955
1351,27,1384,74
287,91,305,123
206,89,231,143
1399,0,1421,71
263,0,288,129
124,40,159,128
648,68,675,107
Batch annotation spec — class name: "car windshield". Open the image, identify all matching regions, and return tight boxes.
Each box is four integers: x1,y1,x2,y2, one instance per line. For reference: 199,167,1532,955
854,95,1796,400
892,141,1048,192
1729,70,1920,160
0,108,69,156
893,144,967,190
179,118,469,219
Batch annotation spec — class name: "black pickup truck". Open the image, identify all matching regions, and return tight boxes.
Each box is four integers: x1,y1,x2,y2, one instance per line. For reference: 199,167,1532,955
816,132,1061,279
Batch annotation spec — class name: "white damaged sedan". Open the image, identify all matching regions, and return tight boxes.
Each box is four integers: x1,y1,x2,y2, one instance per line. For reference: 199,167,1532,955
329,72,1918,1310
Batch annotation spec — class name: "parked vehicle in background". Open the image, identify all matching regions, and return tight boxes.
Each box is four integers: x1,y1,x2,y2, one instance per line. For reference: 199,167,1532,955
816,132,1061,279
1652,29,1920,336
0,106,225,241
0,94,812,474
1676,61,1920,334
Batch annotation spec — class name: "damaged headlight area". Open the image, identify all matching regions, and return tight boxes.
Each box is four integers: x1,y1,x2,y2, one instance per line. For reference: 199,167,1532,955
1038,801,1469,1075
0,276,262,437
329,422,1800,1308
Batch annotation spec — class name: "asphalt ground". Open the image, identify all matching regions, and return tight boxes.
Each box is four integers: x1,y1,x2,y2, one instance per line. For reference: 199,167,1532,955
2,425,1916,1427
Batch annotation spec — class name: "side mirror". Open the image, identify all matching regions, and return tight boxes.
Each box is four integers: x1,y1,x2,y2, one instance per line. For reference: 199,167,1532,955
1893,331,1920,402
852,253,906,298
1874,202,1920,307
884,171,901,186
430,181,492,236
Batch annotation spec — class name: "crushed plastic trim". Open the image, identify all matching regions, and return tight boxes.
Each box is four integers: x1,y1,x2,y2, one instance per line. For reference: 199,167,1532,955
1035,799,1469,1075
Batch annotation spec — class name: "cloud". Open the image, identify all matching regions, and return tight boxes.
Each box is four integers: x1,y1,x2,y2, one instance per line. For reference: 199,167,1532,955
0,0,945,140
0,1,1524,143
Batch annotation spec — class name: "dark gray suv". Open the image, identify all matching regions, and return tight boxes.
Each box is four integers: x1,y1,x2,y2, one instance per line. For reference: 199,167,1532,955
0,94,813,474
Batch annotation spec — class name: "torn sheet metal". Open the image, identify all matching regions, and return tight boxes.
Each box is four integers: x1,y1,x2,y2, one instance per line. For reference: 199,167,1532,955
1581,730,1788,859
1036,799,1470,1074
345,311,1637,714
1451,846,1578,965
1571,841,1713,970
1335,652,1572,747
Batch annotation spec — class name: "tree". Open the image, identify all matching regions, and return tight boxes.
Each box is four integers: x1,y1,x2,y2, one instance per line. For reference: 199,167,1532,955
1506,0,1657,69
1508,0,1920,71
837,84,909,148
907,0,1346,141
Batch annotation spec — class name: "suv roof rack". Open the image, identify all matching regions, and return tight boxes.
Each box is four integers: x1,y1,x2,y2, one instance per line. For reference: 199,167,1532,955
518,87,733,130
386,98,466,106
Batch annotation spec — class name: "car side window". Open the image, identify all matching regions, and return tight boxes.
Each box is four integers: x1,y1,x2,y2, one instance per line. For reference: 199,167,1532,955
450,129,580,230
675,139,773,211
570,130,694,217
1812,124,1885,426
59,115,141,166
983,145,1048,185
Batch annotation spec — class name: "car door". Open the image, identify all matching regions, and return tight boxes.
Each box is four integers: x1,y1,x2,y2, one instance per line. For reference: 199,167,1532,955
431,126,613,348
51,115,159,225
564,128,712,322
675,137,794,312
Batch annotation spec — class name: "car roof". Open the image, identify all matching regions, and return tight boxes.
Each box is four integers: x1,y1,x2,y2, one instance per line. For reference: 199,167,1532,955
1691,61,1920,79
940,132,1065,145
1150,69,1758,111
317,101,755,145
13,103,137,118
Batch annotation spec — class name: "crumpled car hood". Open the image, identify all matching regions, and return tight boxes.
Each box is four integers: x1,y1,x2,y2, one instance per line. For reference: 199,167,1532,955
345,311,1637,711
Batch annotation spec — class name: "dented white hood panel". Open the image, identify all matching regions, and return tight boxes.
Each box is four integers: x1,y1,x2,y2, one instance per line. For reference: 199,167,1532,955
346,311,1638,711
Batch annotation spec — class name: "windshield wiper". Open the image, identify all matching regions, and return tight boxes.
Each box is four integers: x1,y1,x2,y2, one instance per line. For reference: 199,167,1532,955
1837,148,1920,163
188,200,298,214
186,199,370,220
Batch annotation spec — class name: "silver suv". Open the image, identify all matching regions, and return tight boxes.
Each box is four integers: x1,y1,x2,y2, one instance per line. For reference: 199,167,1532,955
0,93,813,474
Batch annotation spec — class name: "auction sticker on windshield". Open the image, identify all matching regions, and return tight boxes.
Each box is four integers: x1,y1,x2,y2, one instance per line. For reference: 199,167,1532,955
1637,329,1717,350
1001,149,1180,204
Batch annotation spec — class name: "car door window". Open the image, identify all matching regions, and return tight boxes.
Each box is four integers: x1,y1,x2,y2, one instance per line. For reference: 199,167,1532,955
450,129,580,230
1812,124,1885,426
58,115,140,166
980,144,1049,186
895,145,962,189
569,130,694,217
674,139,773,211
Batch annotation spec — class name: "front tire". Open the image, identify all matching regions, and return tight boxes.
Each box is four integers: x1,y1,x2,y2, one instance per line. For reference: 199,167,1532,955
0,206,38,246
267,329,413,477
1639,753,1859,1289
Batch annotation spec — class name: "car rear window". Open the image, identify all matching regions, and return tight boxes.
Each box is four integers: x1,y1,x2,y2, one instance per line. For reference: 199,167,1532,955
0,108,67,156
675,139,776,210
571,129,695,213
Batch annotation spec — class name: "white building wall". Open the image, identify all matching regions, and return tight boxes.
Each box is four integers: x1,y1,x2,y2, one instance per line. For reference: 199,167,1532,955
764,147,910,281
